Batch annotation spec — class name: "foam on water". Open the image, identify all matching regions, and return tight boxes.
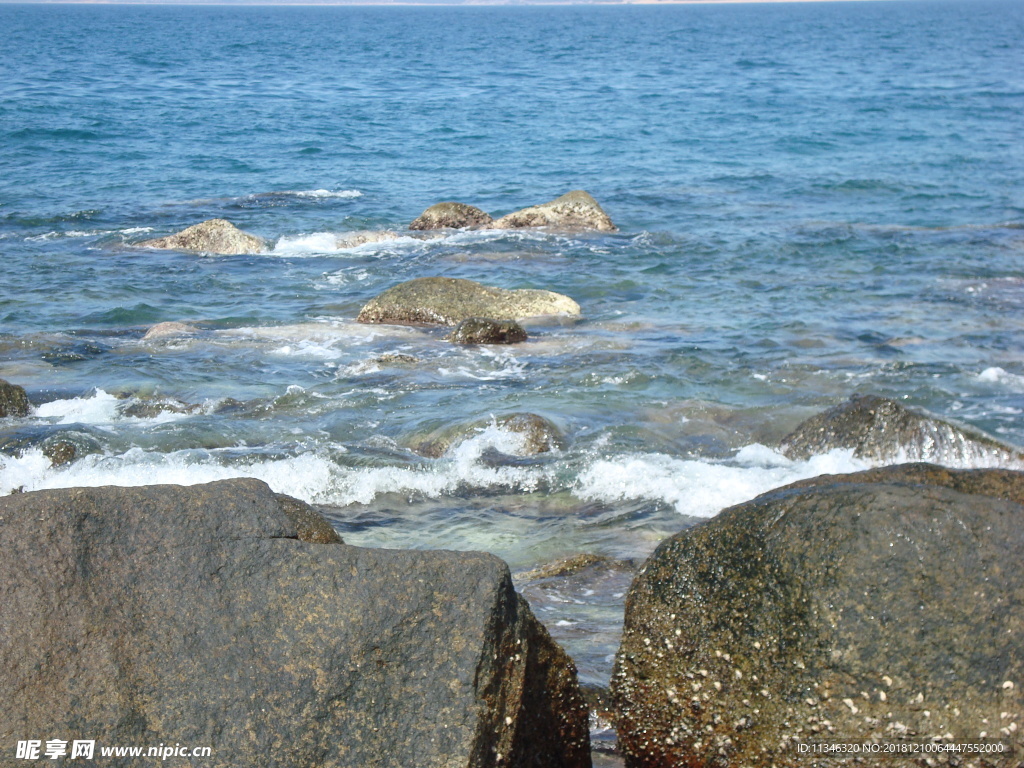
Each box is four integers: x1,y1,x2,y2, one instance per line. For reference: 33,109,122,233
33,390,122,425
575,446,869,518
270,231,421,257
978,367,1024,392
288,189,362,199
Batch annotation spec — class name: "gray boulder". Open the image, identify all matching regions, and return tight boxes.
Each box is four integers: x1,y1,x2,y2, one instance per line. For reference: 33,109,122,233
139,219,265,255
780,393,1024,466
357,277,580,327
0,479,590,768
448,317,529,345
0,378,30,418
490,191,616,232
612,464,1024,768
410,202,494,230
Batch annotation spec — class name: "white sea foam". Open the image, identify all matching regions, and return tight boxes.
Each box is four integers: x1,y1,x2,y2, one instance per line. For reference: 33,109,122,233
31,390,198,426
33,390,121,424
271,232,343,256
0,424,552,504
271,231,420,257
978,367,1024,392
289,189,362,199
575,446,869,518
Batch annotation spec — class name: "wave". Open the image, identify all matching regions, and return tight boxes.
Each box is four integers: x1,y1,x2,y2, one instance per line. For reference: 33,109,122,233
271,231,420,257
978,366,1024,392
30,390,216,426
5,428,1022,514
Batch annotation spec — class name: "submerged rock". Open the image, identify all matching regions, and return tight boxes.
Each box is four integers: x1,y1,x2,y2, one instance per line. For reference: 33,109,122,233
613,464,1024,767
142,321,199,341
0,378,30,418
448,317,528,345
373,352,420,366
0,479,590,768
411,412,566,459
490,191,616,232
138,219,264,255
409,202,493,230
335,230,401,249
41,440,77,467
780,393,1024,466
357,277,580,327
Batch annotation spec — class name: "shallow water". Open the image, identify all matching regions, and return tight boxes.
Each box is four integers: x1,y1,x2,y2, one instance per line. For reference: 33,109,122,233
2,0,1023,714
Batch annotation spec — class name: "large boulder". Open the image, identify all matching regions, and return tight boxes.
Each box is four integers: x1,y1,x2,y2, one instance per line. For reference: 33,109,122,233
139,219,265,255
357,277,580,327
0,479,590,768
448,317,529,345
410,202,494,231
612,464,1024,767
490,191,616,232
0,378,30,418
780,393,1024,466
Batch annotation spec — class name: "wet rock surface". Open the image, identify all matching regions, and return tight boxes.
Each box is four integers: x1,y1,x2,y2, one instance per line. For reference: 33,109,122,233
141,321,199,341
613,465,1024,767
356,277,580,327
0,378,30,418
410,412,566,459
410,202,494,230
780,393,1024,465
448,317,529,345
490,191,616,232
0,479,591,768
138,218,265,255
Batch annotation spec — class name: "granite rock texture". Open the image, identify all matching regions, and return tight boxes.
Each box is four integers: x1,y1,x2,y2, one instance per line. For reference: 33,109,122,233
780,393,1023,466
410,202,494,230
0,378,30,418
356,277,580,327
490,191,616,232
448,317,529,345
613,465,1024,767
0,479,590,768
139,219,264,255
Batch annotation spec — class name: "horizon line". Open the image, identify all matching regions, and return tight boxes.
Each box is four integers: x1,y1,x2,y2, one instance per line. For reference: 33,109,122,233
0,0,921,6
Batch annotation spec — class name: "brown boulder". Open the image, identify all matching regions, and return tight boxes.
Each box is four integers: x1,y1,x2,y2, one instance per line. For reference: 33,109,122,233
139,219,264,255
410,202,494,230
490,191,616,232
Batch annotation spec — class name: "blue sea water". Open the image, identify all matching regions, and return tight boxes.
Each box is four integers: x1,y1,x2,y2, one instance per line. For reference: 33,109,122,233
1,0,1023,689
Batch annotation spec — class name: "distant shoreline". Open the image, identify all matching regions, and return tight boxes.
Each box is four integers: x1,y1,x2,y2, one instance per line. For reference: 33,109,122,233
0,0,903,6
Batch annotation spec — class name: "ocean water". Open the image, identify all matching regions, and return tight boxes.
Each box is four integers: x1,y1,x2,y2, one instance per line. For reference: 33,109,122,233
2,0,1023,696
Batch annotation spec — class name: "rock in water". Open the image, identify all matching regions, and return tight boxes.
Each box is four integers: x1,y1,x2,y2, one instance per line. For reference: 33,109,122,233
357,277,580,326
613,464,1024,768
335,230,401,249
448,317,528,345
0,378,30,418
490,191,616,232
780,393,1024,466
410,412,566,459
138,219,264,255
142,321,199,340
0,479,590,768
409,202,494,230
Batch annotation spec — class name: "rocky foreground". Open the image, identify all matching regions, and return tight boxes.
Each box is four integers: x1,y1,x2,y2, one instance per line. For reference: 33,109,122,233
0,480,590,768
3,389,1024,767
613,463,1024,768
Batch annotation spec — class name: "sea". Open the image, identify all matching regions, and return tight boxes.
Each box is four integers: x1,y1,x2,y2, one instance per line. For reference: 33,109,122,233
1,0,1022,732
